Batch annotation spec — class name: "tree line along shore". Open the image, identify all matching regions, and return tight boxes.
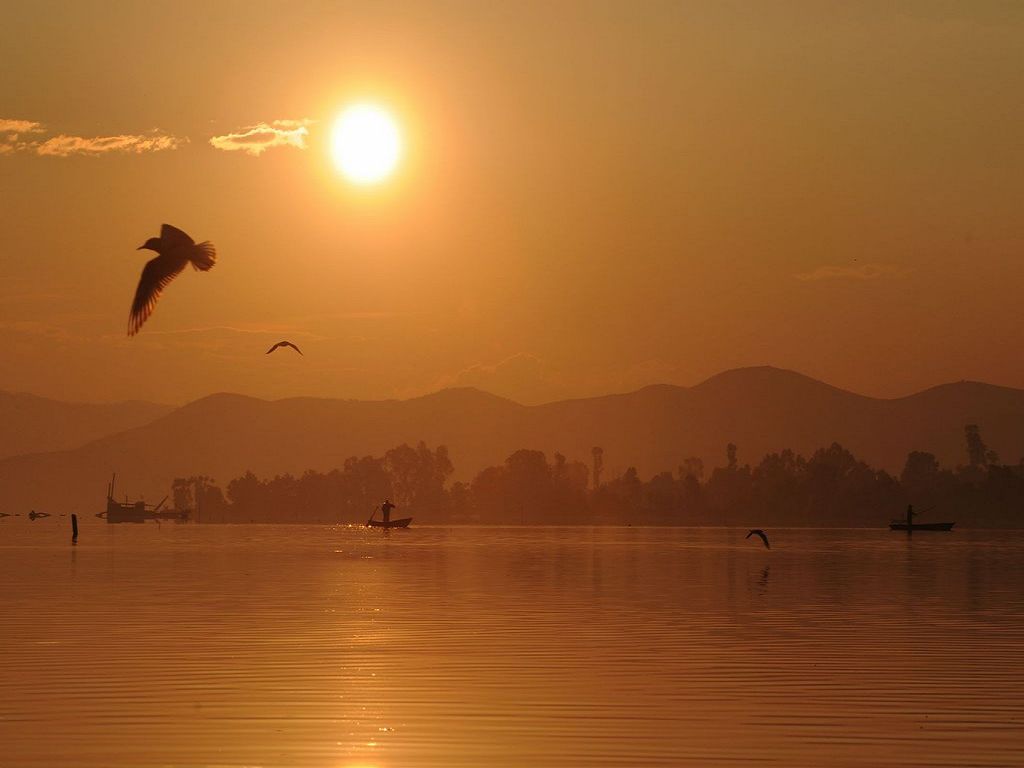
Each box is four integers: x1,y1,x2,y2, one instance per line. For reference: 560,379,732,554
169,424,1023,527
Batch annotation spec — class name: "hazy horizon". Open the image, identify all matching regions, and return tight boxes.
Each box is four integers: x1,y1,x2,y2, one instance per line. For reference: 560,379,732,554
6,363,1024,409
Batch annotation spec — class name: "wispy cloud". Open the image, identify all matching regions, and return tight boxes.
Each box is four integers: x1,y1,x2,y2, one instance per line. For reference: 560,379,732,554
0,118,44,135
35,132,184,157
0,118,46,154
794,263,909,282
1,117,185,156
209,119,313,156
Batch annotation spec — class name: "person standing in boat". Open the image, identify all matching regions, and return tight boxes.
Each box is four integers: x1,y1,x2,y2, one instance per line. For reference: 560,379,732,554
381,499,395,525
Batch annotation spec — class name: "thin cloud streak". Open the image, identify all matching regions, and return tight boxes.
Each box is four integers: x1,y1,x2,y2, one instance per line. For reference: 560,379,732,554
35,133,185,157
794,263,909,282
1,117,185,156
0,118,44,135
209,119,313,156
0,117,45,154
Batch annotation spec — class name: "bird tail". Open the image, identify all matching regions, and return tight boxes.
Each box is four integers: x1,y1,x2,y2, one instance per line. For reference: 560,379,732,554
190,242,216,271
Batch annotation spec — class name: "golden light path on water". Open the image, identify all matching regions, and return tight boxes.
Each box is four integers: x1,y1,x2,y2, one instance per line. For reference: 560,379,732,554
1,524,1023,767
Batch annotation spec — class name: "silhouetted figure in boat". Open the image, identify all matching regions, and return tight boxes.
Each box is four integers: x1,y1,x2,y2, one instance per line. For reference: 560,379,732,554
266,340,303,356
906,504,915,527
129,224,216,336
381,499,395,524
746,529,770,549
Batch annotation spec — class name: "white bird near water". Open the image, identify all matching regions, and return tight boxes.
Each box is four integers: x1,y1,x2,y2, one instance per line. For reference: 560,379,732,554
128,224,216,336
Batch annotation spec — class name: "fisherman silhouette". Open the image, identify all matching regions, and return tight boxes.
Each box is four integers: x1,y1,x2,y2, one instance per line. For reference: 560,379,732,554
381,499,395,524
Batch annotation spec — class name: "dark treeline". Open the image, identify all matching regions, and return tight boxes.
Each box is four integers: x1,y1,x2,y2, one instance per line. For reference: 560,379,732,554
176,425,1024,527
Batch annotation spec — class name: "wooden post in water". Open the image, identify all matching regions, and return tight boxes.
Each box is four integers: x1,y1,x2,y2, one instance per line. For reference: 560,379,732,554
71,513,78,542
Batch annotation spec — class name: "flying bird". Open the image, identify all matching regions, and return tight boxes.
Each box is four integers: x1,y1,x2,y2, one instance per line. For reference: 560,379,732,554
266,341,303,356
746,529,770,549
128,224,216,335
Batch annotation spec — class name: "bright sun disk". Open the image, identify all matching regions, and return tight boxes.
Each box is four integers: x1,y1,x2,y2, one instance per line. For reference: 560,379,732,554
331,104,401,185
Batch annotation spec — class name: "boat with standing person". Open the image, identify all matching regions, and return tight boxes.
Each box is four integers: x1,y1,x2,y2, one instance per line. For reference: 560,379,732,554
366,498,412,528
889,504,955,532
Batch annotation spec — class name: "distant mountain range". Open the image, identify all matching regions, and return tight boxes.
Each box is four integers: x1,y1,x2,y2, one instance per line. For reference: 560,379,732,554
0,391,171,461
3,366,1024,514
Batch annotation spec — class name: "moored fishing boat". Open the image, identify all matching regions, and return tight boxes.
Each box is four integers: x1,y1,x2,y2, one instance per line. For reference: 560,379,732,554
96,474,189,524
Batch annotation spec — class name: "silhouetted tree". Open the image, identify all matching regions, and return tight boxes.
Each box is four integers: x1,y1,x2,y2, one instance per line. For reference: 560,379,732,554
385,442,454,516
172,477,193,511
706,443,751,523
965,424,999,468
679,457,704,482
591,446,604,490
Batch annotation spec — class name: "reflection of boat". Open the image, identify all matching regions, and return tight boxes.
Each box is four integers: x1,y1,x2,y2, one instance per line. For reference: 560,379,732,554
366,517,412,529
96,474,189,524
889,521,955,531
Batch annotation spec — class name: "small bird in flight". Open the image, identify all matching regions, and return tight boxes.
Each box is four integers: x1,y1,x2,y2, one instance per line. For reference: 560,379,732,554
746,529,770,549
128,224,216,335
266,341,303,356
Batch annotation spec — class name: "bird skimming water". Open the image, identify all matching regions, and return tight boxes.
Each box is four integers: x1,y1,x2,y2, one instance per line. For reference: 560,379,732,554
128,224,216,335
266,341,303,356
746,529,770,549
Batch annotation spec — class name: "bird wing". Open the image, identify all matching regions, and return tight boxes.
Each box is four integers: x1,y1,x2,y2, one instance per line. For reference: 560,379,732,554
266,342,285,354
189,241,216,271
745,531,753,539
286,342,304,355
160,224,195,249
129,255,186,335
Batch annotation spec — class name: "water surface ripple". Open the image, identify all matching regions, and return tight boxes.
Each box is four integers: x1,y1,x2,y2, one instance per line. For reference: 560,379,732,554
2,524,1023,767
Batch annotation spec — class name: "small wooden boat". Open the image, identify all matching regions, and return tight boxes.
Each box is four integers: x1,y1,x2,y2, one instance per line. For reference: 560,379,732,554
367,517,412,529
889,521,955,531
890,504,953,532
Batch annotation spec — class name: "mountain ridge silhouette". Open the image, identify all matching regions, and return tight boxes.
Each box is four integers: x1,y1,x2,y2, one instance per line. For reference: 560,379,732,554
3,366,1023,513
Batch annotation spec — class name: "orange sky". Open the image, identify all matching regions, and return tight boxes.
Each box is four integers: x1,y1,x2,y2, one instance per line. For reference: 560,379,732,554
2,1,1023,405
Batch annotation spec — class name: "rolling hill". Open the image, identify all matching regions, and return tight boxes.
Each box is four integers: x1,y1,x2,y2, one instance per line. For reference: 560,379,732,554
2,366,1023,513
0,391,171,460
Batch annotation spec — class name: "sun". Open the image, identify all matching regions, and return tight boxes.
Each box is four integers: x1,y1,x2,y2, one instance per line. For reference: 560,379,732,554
330,104,402,185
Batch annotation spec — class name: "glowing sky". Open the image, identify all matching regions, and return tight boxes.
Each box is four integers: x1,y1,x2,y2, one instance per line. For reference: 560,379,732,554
2,1,1023,405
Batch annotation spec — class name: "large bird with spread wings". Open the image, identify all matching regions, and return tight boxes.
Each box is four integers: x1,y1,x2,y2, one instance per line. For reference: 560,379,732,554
128,224,216,335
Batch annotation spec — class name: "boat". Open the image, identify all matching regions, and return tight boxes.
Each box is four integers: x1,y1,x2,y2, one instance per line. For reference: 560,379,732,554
366,517,412,529
889,504,954,532
889,521,955,532
96,474,189,524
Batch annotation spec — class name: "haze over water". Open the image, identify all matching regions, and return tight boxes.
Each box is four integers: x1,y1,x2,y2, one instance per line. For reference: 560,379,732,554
2,523,1022,767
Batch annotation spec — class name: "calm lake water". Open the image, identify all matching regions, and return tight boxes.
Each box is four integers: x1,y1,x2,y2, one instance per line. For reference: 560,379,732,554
1,522,1023,767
